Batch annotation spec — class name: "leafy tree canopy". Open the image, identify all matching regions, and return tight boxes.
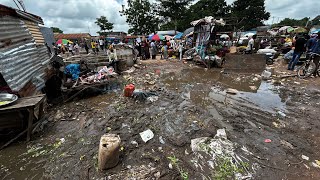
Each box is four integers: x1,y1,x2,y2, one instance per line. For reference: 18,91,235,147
121,0,160,35
95,16,114,36
231,0,270,30
51,27,63,33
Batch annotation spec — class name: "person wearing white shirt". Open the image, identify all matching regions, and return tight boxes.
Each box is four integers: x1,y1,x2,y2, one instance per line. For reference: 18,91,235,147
178,42,183,61
99,39,104,51
246,35,256,54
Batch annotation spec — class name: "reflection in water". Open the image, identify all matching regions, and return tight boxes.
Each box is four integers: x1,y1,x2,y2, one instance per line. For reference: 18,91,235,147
162,68,286,112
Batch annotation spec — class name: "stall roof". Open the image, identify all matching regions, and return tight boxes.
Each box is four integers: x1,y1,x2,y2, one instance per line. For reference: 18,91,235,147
157,30,181,36
0,4,43,24
54,33,91,40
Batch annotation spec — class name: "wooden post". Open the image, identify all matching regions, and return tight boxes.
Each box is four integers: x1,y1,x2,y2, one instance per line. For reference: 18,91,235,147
27,108,34,141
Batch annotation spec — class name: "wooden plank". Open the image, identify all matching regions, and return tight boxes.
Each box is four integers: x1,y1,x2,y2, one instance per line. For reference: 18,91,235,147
0,95,45,112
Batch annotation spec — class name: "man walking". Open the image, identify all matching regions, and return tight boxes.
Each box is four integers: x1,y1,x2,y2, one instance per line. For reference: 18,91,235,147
288,35,306,71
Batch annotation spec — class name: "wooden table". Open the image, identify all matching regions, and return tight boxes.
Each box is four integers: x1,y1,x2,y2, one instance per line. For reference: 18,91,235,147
0,94,46,141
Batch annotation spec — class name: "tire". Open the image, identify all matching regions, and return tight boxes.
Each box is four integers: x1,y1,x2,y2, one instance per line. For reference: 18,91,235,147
297,62,316,79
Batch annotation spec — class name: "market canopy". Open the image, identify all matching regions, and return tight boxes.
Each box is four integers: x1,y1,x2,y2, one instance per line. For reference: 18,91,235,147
279,26,294,33
164,35,173,41
183,27,194,36
56,39,73,45
311,29,320,34
174,32,183,39
294,27,307,33
148,34,165,41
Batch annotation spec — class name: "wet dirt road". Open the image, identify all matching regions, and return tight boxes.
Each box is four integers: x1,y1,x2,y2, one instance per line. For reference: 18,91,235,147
1,60,320,180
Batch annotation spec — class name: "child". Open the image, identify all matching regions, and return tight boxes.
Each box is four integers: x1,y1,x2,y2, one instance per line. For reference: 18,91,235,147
162,44,168,60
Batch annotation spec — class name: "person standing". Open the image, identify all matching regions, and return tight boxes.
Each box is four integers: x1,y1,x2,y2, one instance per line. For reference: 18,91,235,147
150,40,157,59
288,35,306,71
95,41,99,55
311,32,320,76
162,44,168,60
91,40,96,55
246,35,256,54
67,43,74,56
52,43,58,55
74,43,80,55
99,38,104,51
45,43,51,55
178,42,183,61
84,42,89,54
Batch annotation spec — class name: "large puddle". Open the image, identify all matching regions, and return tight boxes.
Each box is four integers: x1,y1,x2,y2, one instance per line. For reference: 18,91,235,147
162,68,286,112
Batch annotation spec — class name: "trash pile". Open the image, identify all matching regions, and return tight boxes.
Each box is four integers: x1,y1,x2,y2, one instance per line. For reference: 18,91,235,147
78,66,117,85
190,129,255,179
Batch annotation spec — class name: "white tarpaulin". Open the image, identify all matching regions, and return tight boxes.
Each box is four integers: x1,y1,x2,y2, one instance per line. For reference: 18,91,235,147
191,16,226,27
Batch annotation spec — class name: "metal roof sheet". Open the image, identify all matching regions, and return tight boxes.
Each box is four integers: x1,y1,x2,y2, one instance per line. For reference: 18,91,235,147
0,16,50,92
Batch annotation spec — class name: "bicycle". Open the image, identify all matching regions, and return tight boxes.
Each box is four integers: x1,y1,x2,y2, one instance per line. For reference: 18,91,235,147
297,52,320,79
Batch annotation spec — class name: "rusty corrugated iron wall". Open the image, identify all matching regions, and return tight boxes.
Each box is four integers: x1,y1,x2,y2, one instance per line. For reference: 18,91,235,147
0,16,50,96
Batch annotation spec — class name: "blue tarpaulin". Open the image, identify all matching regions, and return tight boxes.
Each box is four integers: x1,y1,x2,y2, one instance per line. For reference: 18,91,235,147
311,29,320,34
174,32,184,39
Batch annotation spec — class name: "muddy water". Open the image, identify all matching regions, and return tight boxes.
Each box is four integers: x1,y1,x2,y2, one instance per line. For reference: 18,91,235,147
162,68,286,112
0,143,48,180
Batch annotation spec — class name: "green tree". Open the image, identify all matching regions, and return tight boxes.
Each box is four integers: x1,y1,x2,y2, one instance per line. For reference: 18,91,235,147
121,0,160,35
188,0,230,21
275,17,309,27
95,16,114,36
157,0,194,33
312,15,320,25
231,0,270,30
51,27,63,33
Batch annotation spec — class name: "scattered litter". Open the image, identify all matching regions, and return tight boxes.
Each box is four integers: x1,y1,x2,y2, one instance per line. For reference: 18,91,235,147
154,172,161,178
145,81,156,85
294,81,301,85
147,96,159,102
312,162,320,168
215,128,227,139
249,86,257,90
277,111,286,118
159,136,165,144
304,164,310,169
261,70,272,80
131,141,138,147
315,160,320,166
139,129,154,143
264,139,272,143
133,90,158,102
226,88,238,95
123,67,135,74
60,138,65,144
280,140,294,149
273,122,279,128
190,129,252,179
302,155,309,161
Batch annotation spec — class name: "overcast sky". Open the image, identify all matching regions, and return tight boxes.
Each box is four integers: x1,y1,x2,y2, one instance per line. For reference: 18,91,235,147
0,0,319,35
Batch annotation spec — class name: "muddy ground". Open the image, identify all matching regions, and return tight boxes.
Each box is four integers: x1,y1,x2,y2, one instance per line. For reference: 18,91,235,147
1,57,320,180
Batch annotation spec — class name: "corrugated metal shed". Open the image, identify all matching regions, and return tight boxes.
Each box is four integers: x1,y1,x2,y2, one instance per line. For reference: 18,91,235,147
40,26,55,48
0,16,50,94
24,20,45,45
